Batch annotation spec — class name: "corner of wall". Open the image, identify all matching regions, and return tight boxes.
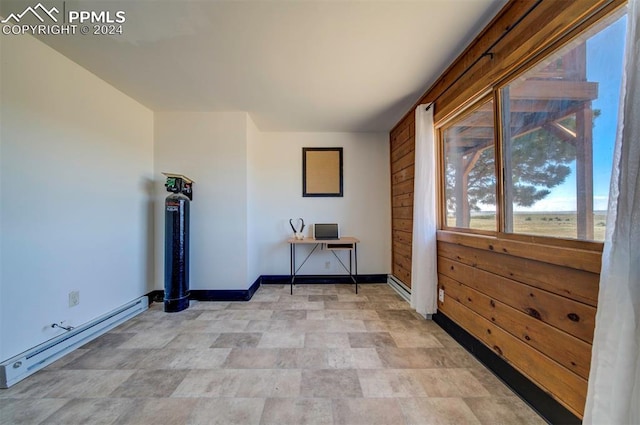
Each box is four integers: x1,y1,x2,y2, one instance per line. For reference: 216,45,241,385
247,131,392,276
149,112,157,292
246,113,262,284
153,111,251,291
0,32,4,360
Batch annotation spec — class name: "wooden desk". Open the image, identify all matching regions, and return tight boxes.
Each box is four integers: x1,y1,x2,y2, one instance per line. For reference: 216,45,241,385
287,237,360,295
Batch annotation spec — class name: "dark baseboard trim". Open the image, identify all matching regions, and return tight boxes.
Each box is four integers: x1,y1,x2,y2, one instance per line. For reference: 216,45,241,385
433,312,580,425
259,274,388,285
146,290,164,304
145,279,262,304
191,277,261,301
145,274,386,305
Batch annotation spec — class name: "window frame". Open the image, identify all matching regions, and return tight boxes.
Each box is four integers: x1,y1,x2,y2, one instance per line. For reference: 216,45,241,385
438,93,498,236
435,3,627,250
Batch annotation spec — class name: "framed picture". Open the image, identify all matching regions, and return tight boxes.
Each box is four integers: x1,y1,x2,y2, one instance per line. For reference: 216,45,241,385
302,147,343,197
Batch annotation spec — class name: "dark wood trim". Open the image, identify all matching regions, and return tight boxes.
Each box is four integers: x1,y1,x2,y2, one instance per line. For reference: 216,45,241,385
434,312,581,425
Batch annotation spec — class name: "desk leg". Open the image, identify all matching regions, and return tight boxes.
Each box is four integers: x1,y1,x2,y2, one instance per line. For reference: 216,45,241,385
355,243,358,294
349,249,354,293
290,243,295,295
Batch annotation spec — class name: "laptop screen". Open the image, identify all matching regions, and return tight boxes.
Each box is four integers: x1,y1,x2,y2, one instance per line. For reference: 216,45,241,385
314,223,339,240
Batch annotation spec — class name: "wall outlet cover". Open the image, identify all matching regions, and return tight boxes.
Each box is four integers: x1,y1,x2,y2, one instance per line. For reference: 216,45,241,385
69,291,80,307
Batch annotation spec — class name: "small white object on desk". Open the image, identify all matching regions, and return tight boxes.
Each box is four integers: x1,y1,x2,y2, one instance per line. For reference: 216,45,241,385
289,218,306,240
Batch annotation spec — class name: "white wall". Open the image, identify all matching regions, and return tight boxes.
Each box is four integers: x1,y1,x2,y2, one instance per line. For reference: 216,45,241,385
249,132,391,276
246,114,261,284
0,34,4,359
154,112,249,290
155,116,391,289
0,24,392,365
0,34,154,361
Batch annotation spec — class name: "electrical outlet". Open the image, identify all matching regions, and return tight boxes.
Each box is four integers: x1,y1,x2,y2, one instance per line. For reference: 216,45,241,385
325,261,331,269
69,291,80,307
438,288,445,303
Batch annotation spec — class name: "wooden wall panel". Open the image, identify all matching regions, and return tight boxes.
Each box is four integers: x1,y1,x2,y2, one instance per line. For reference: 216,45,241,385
437,231,602,272
393,241,413,283
391,140,415,164
390,151,415,175
393,240,411,259
437,242,599,306
438,256,596,343
437,233,597,417
387,1,621,416
390,179,413,197
440,293,588,416
390,113,416,288
393,228,412,245
392,249,412,268
439,274,592,378
392,192,413,208
392,165,414,186
392,219,412,233
392,206,413,220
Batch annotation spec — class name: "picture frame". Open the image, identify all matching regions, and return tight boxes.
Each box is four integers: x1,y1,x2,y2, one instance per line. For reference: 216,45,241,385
302,147,343,197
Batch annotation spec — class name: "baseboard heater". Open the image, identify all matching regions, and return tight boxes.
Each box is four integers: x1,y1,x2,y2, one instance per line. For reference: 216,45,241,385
0,296,148,388
387,275,411,302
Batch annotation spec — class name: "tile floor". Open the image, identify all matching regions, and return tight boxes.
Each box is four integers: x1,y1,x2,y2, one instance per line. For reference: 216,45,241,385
0,284,547,424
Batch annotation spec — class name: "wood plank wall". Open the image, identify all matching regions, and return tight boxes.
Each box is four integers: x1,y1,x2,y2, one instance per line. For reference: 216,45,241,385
437,231,600,416
390,113,415,288
388,0,624,418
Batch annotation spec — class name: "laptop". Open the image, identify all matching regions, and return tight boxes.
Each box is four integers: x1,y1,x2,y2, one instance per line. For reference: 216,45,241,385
314,223,339,240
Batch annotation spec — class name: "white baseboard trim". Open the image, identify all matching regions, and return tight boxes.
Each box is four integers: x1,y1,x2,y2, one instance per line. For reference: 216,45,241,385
0,296,148,388
387,275,411,302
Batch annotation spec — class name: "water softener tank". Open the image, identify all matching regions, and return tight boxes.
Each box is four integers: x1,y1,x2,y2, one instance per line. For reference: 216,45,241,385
163,174,193,312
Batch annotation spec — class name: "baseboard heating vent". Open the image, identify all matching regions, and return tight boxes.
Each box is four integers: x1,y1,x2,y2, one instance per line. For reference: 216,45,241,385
0,296,148,388
388,275,411,302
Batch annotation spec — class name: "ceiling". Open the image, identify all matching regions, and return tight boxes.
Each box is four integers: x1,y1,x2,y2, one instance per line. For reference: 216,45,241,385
8,0,507,131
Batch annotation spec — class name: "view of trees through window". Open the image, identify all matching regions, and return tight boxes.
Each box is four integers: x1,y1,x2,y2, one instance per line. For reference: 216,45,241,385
442,11,627,242
443,99,496,230
503,12,626,241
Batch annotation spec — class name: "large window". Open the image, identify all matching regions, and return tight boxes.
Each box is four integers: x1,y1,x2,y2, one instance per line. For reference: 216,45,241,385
440,10,627,243
501,12,627,241
443,98,496,231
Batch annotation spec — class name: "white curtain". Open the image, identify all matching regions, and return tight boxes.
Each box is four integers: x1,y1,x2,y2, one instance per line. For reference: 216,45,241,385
584,1,640,423
410,104,438,317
